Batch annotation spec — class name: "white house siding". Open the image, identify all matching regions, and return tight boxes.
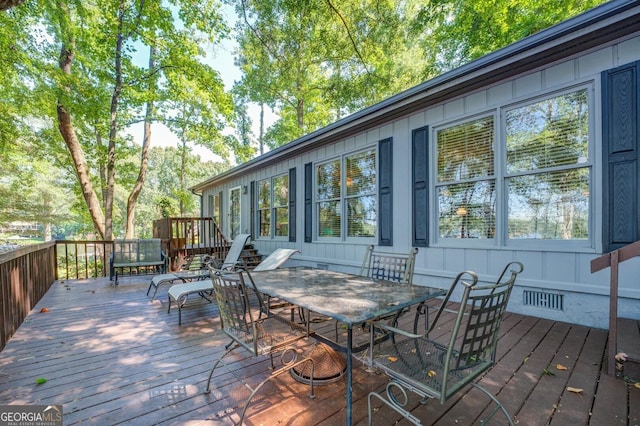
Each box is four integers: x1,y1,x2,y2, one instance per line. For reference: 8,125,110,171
200,30,640,330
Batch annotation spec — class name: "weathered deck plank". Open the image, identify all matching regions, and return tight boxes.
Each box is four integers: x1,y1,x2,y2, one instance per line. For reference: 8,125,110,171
0,276,636,425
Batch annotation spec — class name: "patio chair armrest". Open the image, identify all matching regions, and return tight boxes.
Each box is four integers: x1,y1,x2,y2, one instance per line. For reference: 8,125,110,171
372,321,423,339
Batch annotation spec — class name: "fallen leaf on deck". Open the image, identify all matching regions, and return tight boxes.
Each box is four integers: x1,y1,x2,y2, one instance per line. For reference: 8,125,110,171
428,370,437,377
388,356,397,362
567,386,583,393
541,368,555,376
40,307,49,313
556,364,568,370
35,378,47,385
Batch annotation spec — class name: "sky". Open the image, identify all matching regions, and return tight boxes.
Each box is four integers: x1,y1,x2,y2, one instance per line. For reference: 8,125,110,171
126,5,277,163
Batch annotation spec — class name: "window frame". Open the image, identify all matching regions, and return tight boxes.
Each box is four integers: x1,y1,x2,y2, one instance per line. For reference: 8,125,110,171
433,113,498,246
255,173,290,240
314,146,378,243
431,83,595,250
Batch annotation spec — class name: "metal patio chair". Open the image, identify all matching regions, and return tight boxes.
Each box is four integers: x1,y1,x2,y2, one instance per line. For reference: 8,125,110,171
334,245,419,352
367,261,524,425
204,268,316,424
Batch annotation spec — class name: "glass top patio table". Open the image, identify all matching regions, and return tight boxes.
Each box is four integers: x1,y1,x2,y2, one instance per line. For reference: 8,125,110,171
248,266,445,426
249,266,445,325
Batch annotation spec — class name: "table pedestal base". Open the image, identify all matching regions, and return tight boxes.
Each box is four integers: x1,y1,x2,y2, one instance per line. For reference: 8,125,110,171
291,343,347,385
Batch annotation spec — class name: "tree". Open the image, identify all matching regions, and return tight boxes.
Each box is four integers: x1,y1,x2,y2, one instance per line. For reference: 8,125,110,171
233,0,608,150
0,0,24,11
0,146,74,240
233,0,415,148
134,146,228,236
411,0,608,77
5,0,233,240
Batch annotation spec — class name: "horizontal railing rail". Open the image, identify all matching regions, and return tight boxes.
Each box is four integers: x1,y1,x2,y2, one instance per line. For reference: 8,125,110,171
0,241,57,351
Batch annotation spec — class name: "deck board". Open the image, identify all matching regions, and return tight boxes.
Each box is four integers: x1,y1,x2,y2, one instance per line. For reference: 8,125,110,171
0,276,637,425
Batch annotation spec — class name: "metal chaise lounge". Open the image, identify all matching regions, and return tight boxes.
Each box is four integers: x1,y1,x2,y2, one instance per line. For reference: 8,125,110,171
167,234,250,325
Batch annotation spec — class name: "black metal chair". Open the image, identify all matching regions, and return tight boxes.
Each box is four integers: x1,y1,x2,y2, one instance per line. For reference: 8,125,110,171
333,245,419,352
367,261,524,425
204,268,316,424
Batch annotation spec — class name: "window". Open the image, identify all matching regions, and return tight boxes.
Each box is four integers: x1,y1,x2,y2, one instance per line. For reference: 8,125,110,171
434,86,592,246
257,180,271,236
505,89,590,241
256,174,289,238
273,175,289,237
211,193,221,224
436,116,496,240
316,148,377,239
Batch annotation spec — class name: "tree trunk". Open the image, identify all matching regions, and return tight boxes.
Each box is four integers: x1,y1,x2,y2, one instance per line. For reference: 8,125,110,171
0,0,25,11
125,46,156,238
104,0,127,241
259,103,264,155
57,41,106,239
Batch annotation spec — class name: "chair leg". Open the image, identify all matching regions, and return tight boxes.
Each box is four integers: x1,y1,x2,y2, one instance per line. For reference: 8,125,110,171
204,343,239,394
238,356,315,424
470,382,514,426
368,381,422,425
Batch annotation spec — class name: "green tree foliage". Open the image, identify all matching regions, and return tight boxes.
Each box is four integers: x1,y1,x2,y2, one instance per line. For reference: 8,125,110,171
130,146,228,238
1,0,234,240
412,0,607,76
233,0,418,149
233,0,607,147
1,0,609,240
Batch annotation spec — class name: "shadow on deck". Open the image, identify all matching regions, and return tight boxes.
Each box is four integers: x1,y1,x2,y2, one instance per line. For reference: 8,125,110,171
0,276,638,425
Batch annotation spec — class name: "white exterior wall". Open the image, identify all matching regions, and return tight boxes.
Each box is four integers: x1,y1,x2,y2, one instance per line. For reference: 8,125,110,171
202,34,640,329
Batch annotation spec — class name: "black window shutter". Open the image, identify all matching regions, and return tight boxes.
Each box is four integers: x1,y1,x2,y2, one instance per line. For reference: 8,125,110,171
602,61,640,252
412,126,429,247
289,167,297,242
304,162,313,243
218,191,223,231
378,137,393,246
250,181,255,240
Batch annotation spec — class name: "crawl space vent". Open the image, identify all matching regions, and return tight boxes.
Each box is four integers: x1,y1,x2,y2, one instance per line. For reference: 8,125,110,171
523,290,564,311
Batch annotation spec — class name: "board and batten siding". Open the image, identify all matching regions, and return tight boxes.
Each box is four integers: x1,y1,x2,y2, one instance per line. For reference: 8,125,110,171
201,34,640,330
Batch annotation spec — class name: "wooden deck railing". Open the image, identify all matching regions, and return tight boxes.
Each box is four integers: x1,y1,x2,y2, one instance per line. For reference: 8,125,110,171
153,217,229,268
591,240,640,375
55,240,112,280
0,219,230,351
0,242,57,351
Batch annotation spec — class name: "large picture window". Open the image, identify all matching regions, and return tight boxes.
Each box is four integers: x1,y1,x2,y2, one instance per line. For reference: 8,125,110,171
434,86,592,246
257,174,289,238
505,89,590,241
436,116,496,240
316,148,377,239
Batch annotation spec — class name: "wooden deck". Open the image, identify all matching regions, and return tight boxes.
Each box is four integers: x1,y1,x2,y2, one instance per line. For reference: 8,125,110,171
0,276,637,425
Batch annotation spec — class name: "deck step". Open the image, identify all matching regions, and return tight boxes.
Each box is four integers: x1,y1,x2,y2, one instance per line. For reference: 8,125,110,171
240,246,262,269
616,317,640,382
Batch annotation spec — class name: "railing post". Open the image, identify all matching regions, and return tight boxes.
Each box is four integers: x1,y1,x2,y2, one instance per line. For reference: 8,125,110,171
591,240,640,376
608,250,619,376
